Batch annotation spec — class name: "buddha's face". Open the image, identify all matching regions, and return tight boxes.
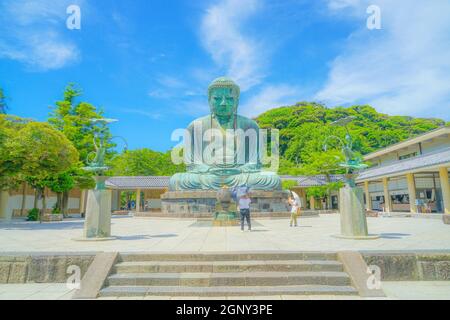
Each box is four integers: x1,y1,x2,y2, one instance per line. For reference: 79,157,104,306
209,87,238,117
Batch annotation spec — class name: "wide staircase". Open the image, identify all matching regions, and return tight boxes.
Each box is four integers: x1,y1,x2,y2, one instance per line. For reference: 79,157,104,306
99,252,358,298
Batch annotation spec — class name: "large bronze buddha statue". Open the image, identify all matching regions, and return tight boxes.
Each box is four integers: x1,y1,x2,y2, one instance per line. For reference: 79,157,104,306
169,77,281,191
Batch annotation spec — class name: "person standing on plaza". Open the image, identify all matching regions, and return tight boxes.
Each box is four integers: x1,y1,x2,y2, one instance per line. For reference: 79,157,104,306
238,193,252,232
288,194,299,227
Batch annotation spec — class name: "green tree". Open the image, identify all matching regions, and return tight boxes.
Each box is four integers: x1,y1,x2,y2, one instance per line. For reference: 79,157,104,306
45,172,75,217
301,150,344,176
48,84,113,212
0,87,6,114
300,150,345,209
306,182,343,209
281,180,297,191
48,84,113,164
256,102,445,175
108,148,185,176
11,122,79,221
0,115,29,190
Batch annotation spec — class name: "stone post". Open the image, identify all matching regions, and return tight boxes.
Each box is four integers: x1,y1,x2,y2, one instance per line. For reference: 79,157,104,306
363,181,372,210
335,185,378,239
382,177,391,212
20,183,27,216
439,167,450,224
75,177,114,241
309,196,315,210
300,190,307,209
136,188,141,213
79,189,86,215
117,191,121,210
111,190,119,212
406,173,417,214
0,190,12,221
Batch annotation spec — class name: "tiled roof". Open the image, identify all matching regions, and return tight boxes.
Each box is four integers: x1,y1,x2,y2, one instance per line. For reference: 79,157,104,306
106,175,346,189
357,148,450,181
280,175,346,187
106,176,171,189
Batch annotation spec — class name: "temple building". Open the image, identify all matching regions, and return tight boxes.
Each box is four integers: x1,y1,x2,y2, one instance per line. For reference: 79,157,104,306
356,126,450,214
104,175,344,214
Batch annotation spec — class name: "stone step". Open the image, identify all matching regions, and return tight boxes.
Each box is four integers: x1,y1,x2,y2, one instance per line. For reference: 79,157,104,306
119,252,338,262
106,271,351,287
99,285,358,297
113,260,344,273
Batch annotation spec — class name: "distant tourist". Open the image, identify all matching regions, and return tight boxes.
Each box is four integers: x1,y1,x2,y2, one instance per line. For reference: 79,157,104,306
238,193,252,232
288,195,299,227
231,186,249,203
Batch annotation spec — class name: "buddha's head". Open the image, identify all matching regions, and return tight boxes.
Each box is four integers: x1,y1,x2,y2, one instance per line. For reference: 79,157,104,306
208,77,240,118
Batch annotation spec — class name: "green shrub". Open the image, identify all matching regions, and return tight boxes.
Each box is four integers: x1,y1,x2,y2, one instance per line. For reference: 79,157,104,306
52,204,61,214
27,208,39,221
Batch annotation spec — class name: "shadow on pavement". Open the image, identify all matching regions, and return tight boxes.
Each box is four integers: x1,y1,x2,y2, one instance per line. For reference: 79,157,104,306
379,233,411,239
116,234,178,240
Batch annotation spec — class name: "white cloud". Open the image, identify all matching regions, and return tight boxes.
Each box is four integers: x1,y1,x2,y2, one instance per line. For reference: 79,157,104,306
157,75,185,89
316,0,450,119
327,0,363,11
148,75,203,99
240,84,300,117
148,89,172,99
5,0,67,26
121,108,162,120
200,0,265,91
0,0,82,71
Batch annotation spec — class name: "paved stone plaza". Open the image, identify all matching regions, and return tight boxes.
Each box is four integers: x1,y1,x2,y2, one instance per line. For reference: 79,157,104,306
1,214,450,300
1,282,450,300
0,284,74,300
0,215,449,253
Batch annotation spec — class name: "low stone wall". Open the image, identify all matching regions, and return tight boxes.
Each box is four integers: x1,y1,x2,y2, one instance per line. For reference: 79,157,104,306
161,190,290,216
42,214,63,222
134,209,320,219
363,251,450,281
0,253,95,284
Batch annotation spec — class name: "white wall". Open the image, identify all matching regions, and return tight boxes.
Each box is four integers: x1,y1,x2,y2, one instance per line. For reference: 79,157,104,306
8,195,80,216
373,136,450,166
421,137,450,154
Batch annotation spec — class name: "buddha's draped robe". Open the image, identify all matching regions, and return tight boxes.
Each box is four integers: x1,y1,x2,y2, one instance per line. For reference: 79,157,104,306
169,115,281,191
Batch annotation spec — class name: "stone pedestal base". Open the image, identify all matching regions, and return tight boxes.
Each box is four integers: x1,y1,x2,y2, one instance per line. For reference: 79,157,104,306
338,186,378,240
161,190,290,217
42,214,63,222
213,212,239,227
443,214,450,225
74,236,116,242
332,234,380,240
79,189,113,240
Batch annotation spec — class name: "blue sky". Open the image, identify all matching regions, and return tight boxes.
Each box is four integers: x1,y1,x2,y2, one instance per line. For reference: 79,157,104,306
1,0,449,152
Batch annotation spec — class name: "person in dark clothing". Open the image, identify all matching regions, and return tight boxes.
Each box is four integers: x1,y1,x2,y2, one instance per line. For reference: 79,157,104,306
238,193,252,231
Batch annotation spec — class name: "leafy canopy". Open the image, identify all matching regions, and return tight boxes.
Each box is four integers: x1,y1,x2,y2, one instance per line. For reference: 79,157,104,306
11,122,79,180
0,115,29,189
108,148,185,176
0,116,79,191
256,103,445,175
0,87,6,114
48,83,114,165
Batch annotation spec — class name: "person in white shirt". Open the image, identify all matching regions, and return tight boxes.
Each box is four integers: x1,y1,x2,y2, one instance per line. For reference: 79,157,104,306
238,193,252,231
288,195,299,227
